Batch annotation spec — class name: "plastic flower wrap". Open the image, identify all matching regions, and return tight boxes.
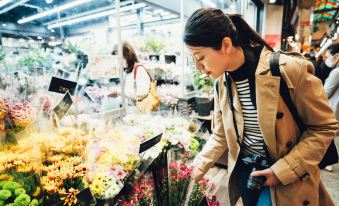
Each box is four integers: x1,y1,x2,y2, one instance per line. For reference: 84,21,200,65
119,171,157,206
84,128,141,200
40,156,87,205
168,159,194,205
0,100,37,147
186,178,217,206
27,128,90,205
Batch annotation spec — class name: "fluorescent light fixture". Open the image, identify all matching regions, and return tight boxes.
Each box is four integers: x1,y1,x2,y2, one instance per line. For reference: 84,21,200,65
201,0,216,8
0,0,29,15
0,0,13,8
269,0,276,3
18,0,93,24
47,3,146,29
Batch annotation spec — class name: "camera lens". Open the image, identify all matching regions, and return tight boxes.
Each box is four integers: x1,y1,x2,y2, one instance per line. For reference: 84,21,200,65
247,175,266,191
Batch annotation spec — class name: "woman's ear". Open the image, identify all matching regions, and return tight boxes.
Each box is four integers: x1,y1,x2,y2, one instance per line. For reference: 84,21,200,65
221,37,233,55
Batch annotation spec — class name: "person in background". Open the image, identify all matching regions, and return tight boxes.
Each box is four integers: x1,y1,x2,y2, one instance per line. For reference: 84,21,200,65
315,43,339,84
184,8,338,206
112,42,151,106
323,43,339,172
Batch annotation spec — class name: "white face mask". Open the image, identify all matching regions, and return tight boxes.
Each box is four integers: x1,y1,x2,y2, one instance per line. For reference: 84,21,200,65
325,57,336,68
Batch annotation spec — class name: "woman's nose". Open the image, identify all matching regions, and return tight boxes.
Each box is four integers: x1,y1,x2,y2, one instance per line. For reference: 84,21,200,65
196,62,204,71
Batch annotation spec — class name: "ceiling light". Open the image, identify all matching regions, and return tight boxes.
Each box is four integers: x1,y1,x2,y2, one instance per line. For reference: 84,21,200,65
269,0,276,3
47,3,146,29
18,0,93,24
0,0,29,15
0,0,13,8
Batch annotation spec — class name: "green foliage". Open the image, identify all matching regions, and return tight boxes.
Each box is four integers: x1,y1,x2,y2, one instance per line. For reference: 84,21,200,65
10,172,40,197
193,70,214,94
13,194,30,206
189,137,200,157
66,40,83,55
28,199,38,206
2,182,20,194
0,199,4,206
0,190,11,201
0,182,8,188
14,189,25,197
18,49,47,67
144,37,166,53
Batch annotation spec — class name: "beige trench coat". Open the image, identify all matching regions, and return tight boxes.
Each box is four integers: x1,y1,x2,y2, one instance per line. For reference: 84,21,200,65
193,47,339,206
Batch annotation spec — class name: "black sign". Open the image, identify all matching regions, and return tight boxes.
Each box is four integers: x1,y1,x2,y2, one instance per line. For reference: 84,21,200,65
48,76,77,95
53,91,73,120
139,133,163,154
76,188,96,206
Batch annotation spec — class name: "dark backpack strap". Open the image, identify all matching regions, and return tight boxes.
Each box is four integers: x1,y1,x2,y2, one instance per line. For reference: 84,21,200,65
269,52,306,132
216,79,219,97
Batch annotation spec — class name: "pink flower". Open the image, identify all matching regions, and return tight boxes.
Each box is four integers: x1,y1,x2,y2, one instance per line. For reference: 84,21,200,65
169,161,178,169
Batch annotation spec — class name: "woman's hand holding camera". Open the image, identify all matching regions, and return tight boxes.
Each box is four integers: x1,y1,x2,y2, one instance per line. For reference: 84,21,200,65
251,168,281,186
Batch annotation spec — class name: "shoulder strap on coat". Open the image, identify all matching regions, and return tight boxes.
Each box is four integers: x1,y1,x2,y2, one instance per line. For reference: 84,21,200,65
269,51,306,132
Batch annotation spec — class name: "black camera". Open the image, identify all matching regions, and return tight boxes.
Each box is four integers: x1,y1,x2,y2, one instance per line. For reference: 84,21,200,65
242,155,270,192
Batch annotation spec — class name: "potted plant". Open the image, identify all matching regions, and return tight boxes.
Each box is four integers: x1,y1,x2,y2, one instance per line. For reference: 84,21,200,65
193,70,214,116
143,37,166,61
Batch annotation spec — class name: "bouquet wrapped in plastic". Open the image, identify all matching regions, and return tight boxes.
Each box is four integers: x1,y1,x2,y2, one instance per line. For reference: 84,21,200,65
0,100,36,147
34,128,90,205
84,128,141,200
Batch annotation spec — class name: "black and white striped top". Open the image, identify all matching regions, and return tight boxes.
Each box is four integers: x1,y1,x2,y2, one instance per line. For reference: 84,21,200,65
235,79,266,157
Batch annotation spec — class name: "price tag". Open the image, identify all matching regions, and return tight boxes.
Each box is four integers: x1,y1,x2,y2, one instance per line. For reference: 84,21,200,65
53,91,73,120
48,76,77,95
139,133,163,154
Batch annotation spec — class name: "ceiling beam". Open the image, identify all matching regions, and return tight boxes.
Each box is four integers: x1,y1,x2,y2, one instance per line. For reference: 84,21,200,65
136,0,201,17
0,22,55,38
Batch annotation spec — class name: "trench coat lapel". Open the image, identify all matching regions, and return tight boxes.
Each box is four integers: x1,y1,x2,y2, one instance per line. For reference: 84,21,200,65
255,49,287,161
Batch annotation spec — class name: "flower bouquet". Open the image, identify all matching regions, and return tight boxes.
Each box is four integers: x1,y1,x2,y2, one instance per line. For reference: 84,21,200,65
84,129,140,201
186,178,218,206
167,155,194,205
0,100,36,147
32,128,91,205
119,170,157,206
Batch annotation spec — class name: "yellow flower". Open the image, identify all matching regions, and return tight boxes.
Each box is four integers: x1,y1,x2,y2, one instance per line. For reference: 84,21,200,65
0,174,13,181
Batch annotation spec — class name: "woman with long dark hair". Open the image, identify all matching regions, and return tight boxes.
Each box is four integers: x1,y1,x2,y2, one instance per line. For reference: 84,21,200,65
184,8,338,206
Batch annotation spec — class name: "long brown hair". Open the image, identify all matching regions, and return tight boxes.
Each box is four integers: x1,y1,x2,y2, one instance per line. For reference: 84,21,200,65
112,42,139,73
184,8,273,51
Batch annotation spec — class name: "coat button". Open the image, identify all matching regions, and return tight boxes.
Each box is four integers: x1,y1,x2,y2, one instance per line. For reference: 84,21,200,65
303,200,310,205
276,112,284,119
286,141,293,148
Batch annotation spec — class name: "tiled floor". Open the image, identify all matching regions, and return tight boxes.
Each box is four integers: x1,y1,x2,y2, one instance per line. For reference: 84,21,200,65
206,137,339,205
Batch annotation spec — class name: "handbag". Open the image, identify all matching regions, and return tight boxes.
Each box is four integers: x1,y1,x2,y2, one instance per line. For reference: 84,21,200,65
133,64,161,112
270,51,338,168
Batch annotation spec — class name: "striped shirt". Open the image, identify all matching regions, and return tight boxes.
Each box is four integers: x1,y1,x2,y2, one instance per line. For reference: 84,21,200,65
235,79,266,157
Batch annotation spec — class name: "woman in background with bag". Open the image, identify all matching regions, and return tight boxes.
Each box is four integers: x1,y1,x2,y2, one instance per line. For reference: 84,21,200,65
112,42,160,112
